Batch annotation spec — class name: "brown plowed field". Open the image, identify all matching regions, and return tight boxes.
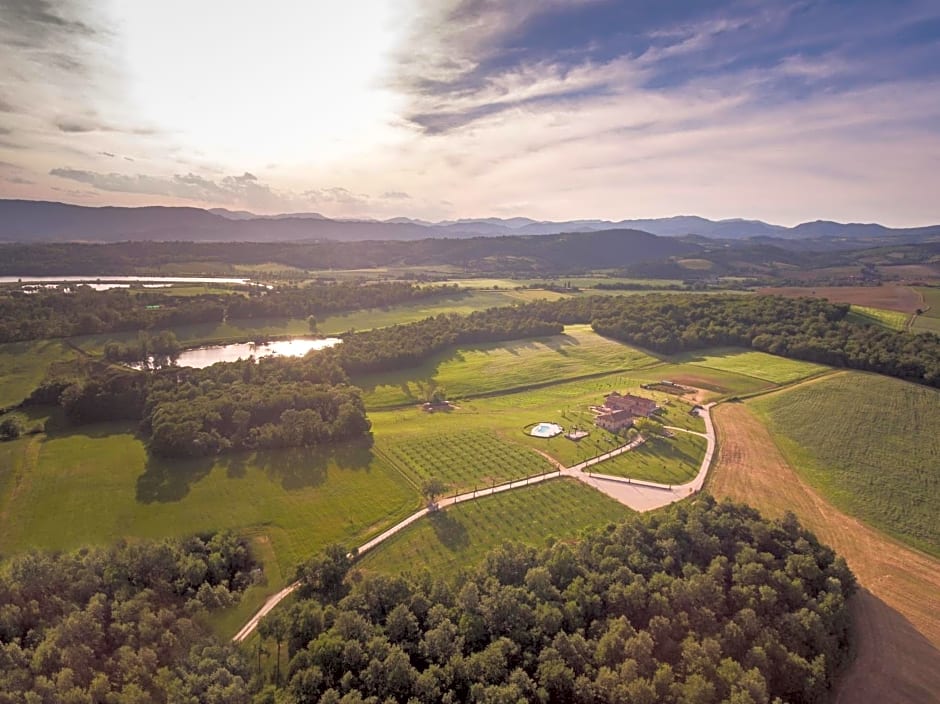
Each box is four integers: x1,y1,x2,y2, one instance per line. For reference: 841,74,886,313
707,402,940,703
757,285,923,313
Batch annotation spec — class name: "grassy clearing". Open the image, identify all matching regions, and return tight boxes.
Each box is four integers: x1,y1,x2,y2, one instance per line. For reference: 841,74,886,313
672,348,829,385
354,325,658,408
912,287,940,334
588,431,707,484
0,425,419,579
379,430,552,494
0,339,75,408
752,372,940,557
847,305,909,331
357,478,632,577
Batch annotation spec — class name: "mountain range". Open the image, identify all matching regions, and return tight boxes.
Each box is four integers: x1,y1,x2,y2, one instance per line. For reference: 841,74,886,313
1,199,938,244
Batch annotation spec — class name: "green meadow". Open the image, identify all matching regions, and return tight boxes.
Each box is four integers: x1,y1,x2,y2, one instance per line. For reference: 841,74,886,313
0,339,75,408
672,348,829,385
0,425,418,578
354,324,658,407
752,371,940,557
357,478,632,578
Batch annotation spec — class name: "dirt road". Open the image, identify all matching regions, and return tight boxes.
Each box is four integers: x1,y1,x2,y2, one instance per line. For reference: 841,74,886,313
708,402,940,703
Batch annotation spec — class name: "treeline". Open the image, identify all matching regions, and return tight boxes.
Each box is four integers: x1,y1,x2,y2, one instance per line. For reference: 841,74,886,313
579,295,940,387
0,281,458,343
0,532,257,703
260,497,855,703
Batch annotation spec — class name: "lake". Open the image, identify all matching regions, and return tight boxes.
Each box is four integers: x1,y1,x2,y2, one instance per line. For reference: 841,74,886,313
0,275,250,284
169,337,343,369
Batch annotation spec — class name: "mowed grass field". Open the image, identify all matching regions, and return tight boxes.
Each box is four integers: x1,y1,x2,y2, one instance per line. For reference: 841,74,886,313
0,339,75,407
670,348,829,385
707,402,940,700
0,425,419,579
751,371,940,557
592,431,708,485
357,478,632,578
354,325,658,407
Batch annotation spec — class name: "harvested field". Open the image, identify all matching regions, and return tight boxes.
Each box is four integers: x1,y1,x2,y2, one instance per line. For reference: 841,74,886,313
758,285,923,313
707,402,940,702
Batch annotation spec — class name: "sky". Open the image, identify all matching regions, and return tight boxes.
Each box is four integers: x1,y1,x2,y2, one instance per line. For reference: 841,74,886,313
0,0,938,226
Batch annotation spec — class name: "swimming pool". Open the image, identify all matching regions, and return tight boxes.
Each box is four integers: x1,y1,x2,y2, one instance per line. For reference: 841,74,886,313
530,422,563,438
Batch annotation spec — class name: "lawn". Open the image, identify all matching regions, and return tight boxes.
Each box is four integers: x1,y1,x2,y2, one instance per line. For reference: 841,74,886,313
0,424,419,580
589,431,707,485
671,348,829,385
356,478,632,578
0,339,75,408
354,325,658,408
751,371,940,557
848,305,910,331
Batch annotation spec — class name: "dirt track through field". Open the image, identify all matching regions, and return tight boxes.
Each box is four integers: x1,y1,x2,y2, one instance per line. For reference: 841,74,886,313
708,403,940,703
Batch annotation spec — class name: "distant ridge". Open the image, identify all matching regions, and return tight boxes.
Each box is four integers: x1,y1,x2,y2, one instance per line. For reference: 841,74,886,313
1,199,938,244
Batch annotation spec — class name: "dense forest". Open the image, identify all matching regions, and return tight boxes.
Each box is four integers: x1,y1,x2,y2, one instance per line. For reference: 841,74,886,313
0,532,257,703
258,497,855,704
143,356,368,458
26,352,370,459
330,294,940,388
0,282,459,344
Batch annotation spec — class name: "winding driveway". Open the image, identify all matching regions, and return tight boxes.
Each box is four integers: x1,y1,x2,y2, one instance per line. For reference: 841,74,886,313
234,405,716,643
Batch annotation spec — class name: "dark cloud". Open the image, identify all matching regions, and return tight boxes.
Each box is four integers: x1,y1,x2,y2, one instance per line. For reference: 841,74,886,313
382,191,411,200
0,0,96,48
49,167,308,212
5,176,34,185
98,151,115,158
0,126,12,135
56,118,101,133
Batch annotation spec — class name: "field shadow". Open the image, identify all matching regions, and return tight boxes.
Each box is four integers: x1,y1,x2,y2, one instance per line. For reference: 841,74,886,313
137,454,214,503
836,588,940,702
41,415,139,442
253,435,376,490
428,511,470,552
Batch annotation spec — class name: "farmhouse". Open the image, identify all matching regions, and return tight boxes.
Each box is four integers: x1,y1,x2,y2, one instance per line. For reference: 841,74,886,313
604,392,659,417
593,392,659,432
595,408,635,432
